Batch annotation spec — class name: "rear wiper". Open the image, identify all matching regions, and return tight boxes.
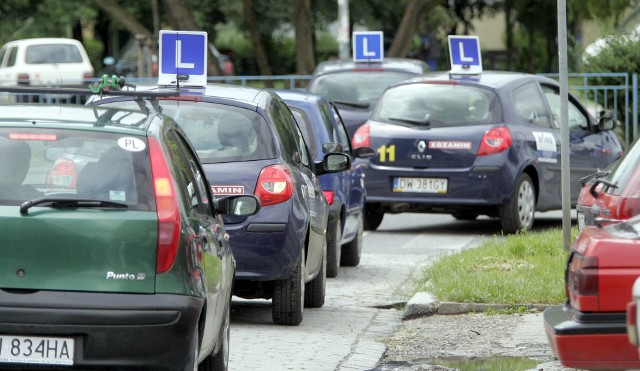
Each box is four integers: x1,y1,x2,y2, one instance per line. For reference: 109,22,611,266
333,100,370,109
20,197,128,214
388,117,432,126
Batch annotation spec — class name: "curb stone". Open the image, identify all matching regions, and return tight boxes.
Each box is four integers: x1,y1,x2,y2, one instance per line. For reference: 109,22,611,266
402,292,551,320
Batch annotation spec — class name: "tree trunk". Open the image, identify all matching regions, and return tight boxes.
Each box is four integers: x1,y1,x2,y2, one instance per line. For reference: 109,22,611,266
387,0,440,58
293,0,316,76
244,0,274,80
93,0,152,37
504,0,514,70
161,0,222,76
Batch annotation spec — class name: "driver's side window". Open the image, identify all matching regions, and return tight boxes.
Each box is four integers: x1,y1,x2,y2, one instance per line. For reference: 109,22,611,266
541,85,589,130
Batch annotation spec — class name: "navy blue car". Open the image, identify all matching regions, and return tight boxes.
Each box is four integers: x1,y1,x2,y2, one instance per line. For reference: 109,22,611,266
276,90,375,278
352,71,624,233
88,84,350,326
307,58,430,140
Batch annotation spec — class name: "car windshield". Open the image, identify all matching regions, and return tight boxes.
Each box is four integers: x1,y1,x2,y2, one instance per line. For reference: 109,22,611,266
308,70,416,104
372,83,501,127
26,44,83,64
0,128,153,211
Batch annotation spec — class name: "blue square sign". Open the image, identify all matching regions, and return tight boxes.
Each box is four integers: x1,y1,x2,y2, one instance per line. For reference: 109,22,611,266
448,35,482,74
352,31,383,62
158,30,207,86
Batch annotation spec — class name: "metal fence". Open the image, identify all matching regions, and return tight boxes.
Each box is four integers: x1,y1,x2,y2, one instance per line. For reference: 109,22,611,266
2,72,638,145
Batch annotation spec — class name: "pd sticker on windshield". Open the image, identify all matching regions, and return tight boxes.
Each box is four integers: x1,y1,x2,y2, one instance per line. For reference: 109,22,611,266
117,137,146,152
532,131,557,163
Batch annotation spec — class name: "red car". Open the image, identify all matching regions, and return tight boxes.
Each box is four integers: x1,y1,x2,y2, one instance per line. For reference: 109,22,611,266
544,217,640,370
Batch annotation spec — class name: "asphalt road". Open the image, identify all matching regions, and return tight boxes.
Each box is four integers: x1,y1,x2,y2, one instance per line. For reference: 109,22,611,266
228,211,567,370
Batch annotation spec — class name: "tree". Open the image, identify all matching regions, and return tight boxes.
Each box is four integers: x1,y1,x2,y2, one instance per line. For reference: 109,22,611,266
243,0,273,77
293,0,315,75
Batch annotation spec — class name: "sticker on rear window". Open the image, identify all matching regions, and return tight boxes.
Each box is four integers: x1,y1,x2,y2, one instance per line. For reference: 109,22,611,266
117,137,146,152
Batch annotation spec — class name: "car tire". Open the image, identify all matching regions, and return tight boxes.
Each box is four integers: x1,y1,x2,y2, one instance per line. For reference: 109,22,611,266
341,214,363,267
326,218,342,278
451,212,479,221
499,173,536,234
272,248,305,326
199,299,230,371
364,204,383,231
304,239,326,308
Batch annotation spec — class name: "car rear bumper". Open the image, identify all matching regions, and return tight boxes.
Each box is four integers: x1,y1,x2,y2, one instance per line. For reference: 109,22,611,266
0,289,202,370
364,164,514,211
543,304,640,369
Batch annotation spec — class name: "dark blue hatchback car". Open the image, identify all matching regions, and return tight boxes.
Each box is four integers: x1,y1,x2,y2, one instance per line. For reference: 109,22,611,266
276,90,374,277
89,84,350,326
352,71,624,233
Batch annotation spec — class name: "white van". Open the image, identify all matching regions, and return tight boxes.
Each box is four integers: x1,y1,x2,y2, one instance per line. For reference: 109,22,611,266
0,38,94,88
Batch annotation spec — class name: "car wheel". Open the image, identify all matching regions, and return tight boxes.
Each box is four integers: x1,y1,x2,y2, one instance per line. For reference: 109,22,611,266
304,238,326,308
341,214,363,267
199,300,230,371
272,247,305,326
451,212,479,221
499,173,535,233
364,204,383,231
326,218,342,278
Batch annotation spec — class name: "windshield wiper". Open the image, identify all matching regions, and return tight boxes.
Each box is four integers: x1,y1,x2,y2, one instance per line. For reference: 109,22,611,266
332,100,370,109
20,197,128,214
388,117,432,126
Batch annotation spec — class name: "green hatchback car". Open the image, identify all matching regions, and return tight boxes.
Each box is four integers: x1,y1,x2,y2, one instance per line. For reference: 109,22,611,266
0,103,258,370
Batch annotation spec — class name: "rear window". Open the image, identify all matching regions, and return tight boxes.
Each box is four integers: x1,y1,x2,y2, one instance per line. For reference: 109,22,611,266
308,70,416,104
372,83,501,127
604,137,640,195
0,129,154,211
99,100,277,164
25,44,84,64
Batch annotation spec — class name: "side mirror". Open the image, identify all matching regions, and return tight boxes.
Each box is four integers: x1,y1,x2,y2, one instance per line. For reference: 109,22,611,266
215,194,260,216
315,153,351,175
597,110,615,131
353,146,375,158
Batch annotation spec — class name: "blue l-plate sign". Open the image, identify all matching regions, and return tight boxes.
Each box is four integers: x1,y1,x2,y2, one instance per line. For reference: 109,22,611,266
352,31,383,62
158,30,207,86
447,35,482,75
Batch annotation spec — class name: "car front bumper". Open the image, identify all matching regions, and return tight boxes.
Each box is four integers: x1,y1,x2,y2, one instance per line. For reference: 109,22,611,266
0,289,202,370
543,304,640,370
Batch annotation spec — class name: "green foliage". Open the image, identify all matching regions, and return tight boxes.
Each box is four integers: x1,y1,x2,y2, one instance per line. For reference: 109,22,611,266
582,36,640,144
419,228,576,305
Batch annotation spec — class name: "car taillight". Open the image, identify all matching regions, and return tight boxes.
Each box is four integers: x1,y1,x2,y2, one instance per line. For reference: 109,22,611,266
83,72,94,80
628,301,638,346
477,126,512,156
615,166,640,220
568,254,598,296
254,164,294,206
323,190,335,205
46,159,78,187
352,123,370,149
148,137,181,274
17,73,29,85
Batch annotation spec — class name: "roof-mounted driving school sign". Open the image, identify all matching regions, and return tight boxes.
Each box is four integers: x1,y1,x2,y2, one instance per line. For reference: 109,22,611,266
158,30,207,86
447,35,482,75
352,31,383,62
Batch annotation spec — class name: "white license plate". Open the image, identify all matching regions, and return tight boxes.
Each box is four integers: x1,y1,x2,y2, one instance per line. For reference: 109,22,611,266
393,177,448,194
0,335,74,365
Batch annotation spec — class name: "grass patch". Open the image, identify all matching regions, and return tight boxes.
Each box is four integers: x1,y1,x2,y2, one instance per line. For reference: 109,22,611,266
417,227,577,305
